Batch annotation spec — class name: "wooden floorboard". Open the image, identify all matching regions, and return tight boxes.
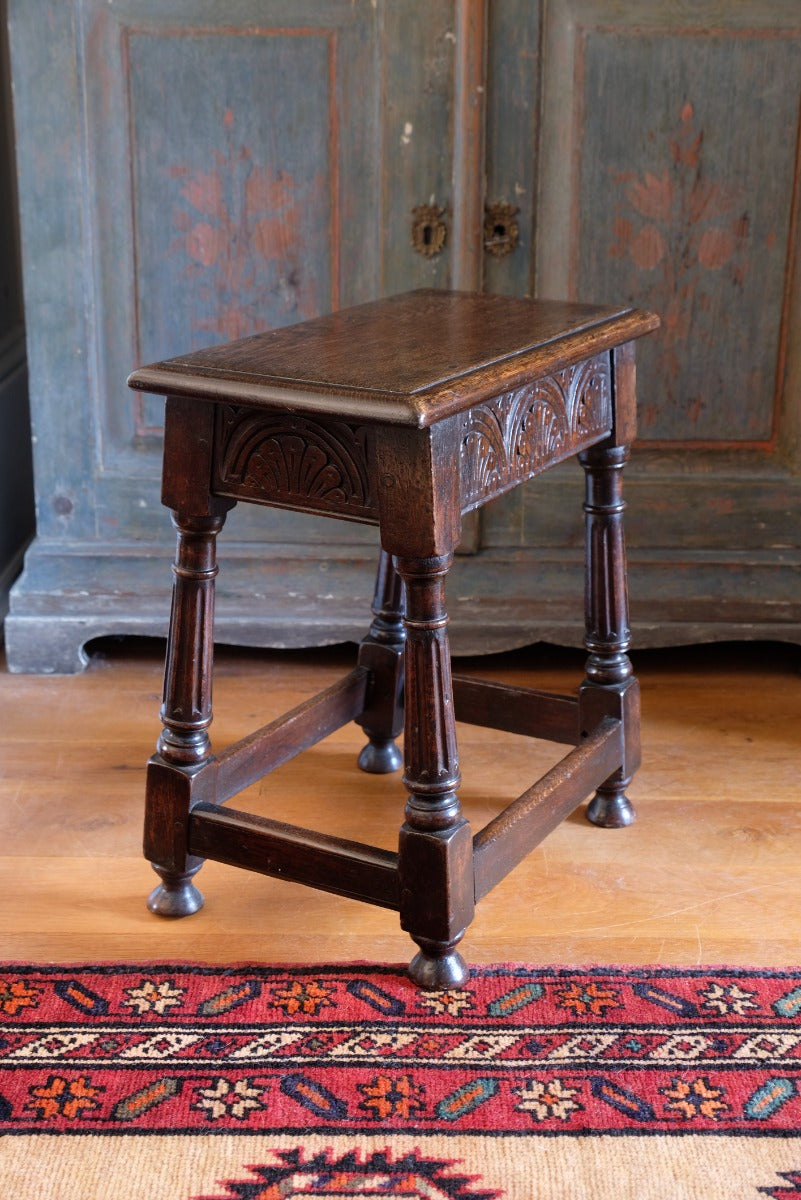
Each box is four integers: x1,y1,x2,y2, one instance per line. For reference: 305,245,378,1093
1,636,799,968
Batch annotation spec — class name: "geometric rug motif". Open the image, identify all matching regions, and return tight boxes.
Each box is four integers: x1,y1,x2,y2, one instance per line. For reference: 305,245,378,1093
1,962,801,1137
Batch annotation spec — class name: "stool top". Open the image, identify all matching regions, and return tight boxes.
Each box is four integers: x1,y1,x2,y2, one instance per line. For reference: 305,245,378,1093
128,289,658,429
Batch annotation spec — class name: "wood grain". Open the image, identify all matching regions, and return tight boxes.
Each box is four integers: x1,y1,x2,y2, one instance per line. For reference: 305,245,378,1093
1,637,799,966
127,290,657,426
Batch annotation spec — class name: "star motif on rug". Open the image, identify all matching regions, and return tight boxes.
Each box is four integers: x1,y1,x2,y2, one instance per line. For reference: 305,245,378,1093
270,980,336,1016
357,1073,426,1121
699,981,759,1015
191,1076,268,1122
555,982,622,1017
122,979,186,1016
0,978,42,1016
417,988,474,1016
660,1076,730,1121
514,1077,583,1122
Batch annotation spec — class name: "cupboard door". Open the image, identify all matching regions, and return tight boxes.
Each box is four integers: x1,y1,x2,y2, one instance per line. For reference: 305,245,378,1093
480,0,801,647
84,0,464,547
6,0,476,670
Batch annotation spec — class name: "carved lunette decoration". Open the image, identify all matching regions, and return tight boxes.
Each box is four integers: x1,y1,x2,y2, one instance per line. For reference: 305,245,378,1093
210,354,612,524
212,406,378,522
459,353,613,513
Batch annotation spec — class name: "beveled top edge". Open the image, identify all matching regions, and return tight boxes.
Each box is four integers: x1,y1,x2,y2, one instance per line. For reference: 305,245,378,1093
128,289,660,427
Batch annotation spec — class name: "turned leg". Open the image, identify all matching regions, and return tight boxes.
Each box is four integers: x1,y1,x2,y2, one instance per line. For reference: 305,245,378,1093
145,510,226,916
579,444,640,828
395,553,474,988
355,549,405,774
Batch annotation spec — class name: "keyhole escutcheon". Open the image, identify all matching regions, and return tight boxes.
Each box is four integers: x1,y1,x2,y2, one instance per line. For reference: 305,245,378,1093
484,202,520,258
411,204,447,258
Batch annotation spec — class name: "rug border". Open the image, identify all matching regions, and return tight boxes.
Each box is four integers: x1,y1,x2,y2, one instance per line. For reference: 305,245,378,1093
3,961,800,1141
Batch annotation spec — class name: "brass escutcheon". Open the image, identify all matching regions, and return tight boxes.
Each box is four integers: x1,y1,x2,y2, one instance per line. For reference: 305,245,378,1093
411,204,447,257
484,201,520,258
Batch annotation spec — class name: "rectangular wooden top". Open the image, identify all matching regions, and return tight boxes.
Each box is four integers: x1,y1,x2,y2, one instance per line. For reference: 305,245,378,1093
128,289,659,428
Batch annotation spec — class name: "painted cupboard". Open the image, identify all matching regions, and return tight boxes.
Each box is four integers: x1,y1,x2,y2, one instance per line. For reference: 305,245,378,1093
6,0,800,671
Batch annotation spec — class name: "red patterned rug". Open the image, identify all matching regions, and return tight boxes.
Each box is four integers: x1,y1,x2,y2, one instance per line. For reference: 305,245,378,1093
1,963,800,1198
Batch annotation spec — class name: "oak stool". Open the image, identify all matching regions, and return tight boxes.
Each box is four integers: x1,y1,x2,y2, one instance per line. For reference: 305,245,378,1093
128,289,658,988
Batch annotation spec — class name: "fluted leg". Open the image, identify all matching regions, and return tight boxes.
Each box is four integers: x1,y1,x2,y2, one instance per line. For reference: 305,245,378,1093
145,511,226,915
579,444,640,828
395,554,474,988
356,550,405,774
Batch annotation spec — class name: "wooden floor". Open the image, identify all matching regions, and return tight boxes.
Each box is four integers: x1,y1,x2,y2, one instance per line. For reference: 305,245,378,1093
1,635,799,970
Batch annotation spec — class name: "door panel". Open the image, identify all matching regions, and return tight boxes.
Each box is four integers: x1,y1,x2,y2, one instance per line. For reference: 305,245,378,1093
81,0,463,544
85,0,381,542
489,0,801,641
537,1,801,462
574,26,797,446
7,0,485,670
